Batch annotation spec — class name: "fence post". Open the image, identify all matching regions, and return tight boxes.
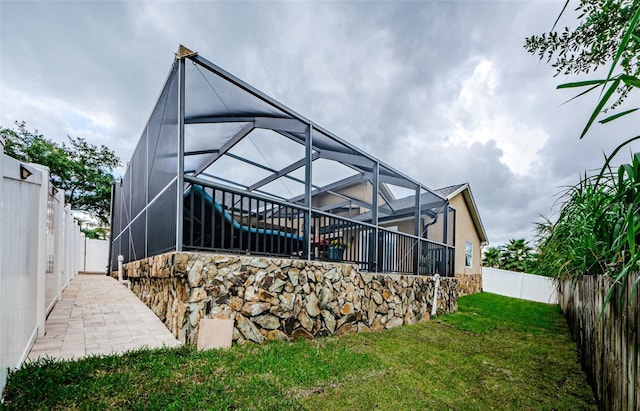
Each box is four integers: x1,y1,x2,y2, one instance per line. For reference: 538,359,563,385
77,230,84,275
72,215,79,278
64,205,72,287
35,167,50,338
54,189,65,301
0,140,4,397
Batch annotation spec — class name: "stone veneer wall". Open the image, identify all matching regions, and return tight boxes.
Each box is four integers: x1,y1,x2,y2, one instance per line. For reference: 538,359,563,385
116,252,458,344
454,273,482,296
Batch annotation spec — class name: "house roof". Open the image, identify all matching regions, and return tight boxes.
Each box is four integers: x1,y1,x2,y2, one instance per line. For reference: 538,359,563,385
353,190,449,222
353,182,488,245
433,183,466,199
435,183,488,245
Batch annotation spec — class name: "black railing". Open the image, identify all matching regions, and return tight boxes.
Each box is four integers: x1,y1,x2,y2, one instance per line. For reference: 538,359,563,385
418,239,455,276
183,180,305,257
378,228,455,276
309,211,374,268
182,178,455,276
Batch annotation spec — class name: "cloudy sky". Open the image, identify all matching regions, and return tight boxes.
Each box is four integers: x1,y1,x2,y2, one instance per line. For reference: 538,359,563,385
1,0,638,247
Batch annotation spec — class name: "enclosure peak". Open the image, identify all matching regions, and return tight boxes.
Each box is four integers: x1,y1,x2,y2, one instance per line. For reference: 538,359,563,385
176,44,197,59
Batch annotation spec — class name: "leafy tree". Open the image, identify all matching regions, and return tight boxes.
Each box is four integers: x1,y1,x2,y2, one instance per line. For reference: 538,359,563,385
1,121,120,225
525,0,640,137
527,1,640,306
482,247,502,268
80,226,110,240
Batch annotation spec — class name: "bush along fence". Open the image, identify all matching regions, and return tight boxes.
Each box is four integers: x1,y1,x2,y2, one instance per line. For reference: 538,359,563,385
0,141,84,399
116,252,458,344
559,273,639,411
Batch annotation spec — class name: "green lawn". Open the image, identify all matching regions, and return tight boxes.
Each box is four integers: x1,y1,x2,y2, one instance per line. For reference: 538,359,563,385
1,293,596,410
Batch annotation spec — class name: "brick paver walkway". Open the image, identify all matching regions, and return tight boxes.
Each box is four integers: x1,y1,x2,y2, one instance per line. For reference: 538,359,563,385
28,274,180,361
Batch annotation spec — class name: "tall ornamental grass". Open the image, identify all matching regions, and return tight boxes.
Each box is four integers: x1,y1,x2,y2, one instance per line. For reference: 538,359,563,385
536,152,640,308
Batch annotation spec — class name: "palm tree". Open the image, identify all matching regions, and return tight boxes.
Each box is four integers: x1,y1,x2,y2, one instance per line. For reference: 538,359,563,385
482,247,501,268
500,238,534,272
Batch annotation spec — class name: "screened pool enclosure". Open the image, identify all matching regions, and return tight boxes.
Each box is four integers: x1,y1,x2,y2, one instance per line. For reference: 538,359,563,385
109,46,455,276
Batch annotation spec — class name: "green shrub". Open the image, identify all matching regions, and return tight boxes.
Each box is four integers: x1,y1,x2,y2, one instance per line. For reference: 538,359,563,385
536,152,640,306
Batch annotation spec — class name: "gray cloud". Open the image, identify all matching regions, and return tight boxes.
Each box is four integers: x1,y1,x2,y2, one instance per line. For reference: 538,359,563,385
2,0,637,248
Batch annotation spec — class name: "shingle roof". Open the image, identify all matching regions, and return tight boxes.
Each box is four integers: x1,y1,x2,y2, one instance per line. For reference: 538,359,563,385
352,182,487,244
352,186,453,222
433,183,466,199
377,184,467,216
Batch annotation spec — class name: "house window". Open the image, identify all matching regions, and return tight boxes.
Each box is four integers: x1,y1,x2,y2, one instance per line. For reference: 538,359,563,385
465,242,473,267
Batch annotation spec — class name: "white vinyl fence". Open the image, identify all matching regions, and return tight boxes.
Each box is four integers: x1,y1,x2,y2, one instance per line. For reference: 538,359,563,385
1,142,84,398
482,267,558,304
79,238,109,273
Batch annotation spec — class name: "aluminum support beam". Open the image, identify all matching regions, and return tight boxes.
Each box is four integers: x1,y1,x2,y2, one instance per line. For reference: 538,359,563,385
442,204,448,245
368,172,420,190
413,187,422,275
199,172,250,190
372,161,379,272
377,187,396,213
254,117,308,133
451,207,456,275
317,195,374,212
224,152,319,191
318,150,374,169
288,173,365,204
194,122,255,176
185,115,260,124
176,57,186,252
248,152,319,192
184,148,219,156
194,174,290,202
276,129,376,172
441,204,449,276
325,190,374,211
318,200,352,212
304,124,313,260
185,116,307,135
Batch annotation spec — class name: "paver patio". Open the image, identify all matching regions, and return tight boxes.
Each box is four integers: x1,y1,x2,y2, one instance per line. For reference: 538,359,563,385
28,274,180,361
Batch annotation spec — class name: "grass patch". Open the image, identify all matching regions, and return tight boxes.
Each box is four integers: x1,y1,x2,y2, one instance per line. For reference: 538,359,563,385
441,291,563,334
2,292,596,410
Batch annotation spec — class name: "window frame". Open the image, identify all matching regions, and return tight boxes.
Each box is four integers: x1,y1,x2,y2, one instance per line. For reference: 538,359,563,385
465,241,473,268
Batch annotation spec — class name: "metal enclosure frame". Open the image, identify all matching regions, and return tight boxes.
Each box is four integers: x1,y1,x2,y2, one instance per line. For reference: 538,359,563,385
109,46,455,276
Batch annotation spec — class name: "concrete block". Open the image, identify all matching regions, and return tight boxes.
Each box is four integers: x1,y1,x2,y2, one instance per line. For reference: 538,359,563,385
197,318,234,351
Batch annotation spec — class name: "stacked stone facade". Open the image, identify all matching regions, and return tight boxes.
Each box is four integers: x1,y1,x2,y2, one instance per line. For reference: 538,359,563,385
116,252,458,344
454,273,482,296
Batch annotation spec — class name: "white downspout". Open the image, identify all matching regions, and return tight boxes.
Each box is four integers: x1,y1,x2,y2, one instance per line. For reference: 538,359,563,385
117,255,130,289
431,274,440,317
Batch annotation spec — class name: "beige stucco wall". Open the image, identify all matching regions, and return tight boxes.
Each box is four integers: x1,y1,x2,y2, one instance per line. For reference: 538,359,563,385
424,214,445,243
450,195,482,275
381,219,412,235
312,182,387,217
382,214,445,244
